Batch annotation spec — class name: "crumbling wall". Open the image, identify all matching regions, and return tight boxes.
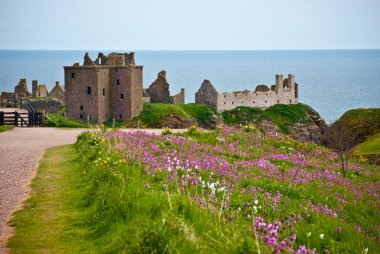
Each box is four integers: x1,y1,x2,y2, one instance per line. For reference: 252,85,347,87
36,84,48,98
49,81,65,102
196,74,298,113
195,79,219,110
146,70,185,104
29,98,64,114
14,79,30,98
146,71,172,103
170,88,185,104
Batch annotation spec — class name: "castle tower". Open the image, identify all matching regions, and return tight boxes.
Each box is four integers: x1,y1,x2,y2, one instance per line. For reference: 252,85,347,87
32,80,38,98
275,74,283,92
288,74,295,89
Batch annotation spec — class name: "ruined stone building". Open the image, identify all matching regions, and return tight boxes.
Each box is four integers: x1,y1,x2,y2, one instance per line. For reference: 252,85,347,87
48,82,65,102
64,52,143,122
14,79,30,98
195,74,298,112
145,70,185,104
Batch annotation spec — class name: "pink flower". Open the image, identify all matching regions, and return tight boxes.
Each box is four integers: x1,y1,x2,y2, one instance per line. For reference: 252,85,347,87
266,237,277,246
336,227,341,233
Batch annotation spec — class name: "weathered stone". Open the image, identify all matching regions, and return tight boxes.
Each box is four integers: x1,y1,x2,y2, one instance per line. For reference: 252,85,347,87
35,84,48,98
195,80,219,110
64,52,143,122
48,81,65,102
146,70,185,104
83,52,95,66
195,74,299,113
14,79,30,98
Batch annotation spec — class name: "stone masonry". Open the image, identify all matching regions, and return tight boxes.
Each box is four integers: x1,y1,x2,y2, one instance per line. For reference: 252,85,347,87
195,74,298,112
64,52,143,122
145,70,185,104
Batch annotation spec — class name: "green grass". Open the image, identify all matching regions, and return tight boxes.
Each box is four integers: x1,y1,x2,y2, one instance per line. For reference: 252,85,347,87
45,108,92,128
222,103,319,132
354,132,380,155
334,108,380,145
127,103,218,128
0,125,15,132
8,135,258,253
7,145,96,253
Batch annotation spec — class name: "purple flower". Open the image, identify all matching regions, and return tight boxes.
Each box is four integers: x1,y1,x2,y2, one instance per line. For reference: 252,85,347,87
336,227,341,233
266,237,277,246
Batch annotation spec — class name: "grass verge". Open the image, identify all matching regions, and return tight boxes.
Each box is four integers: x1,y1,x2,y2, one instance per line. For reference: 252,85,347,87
7,145,95,253
0,125,15,132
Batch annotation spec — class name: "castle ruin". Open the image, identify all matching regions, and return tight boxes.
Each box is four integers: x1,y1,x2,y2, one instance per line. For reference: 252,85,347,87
64,52,143,122
195,74,298,112
145,70,185,104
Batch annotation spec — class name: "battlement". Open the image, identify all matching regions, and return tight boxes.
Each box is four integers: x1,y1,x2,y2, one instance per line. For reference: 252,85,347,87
65,52,142,69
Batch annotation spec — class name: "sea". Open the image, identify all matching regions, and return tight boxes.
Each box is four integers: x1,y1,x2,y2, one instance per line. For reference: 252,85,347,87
0,50,379,123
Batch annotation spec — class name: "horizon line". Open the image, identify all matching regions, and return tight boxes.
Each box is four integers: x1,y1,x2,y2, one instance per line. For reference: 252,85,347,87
1,48,380,51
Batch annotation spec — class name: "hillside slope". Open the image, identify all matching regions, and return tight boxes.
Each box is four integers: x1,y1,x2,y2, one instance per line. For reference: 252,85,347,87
222,103,326,143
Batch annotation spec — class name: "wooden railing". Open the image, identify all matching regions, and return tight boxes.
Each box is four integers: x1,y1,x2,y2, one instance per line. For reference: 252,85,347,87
0,111,43,127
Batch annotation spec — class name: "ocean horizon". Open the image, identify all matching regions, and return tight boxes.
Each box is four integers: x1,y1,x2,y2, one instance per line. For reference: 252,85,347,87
1,49,379,123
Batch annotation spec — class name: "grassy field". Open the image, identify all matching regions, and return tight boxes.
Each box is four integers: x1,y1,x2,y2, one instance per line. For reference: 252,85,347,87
355,132,380,155
8,127,380,253
0,125,15,132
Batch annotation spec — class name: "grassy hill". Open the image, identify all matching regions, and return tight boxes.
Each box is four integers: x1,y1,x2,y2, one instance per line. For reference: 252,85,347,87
334,108,380,145
222,103,325,133
126,103,219,129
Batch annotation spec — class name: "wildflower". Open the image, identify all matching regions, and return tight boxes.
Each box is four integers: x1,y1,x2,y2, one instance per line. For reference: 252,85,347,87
253,205,258,214
364,248,368,254
306,232,311,237
336,227,341,233
144,183,150,189
320,234,324,239
254,199,259,205
266,237,277,246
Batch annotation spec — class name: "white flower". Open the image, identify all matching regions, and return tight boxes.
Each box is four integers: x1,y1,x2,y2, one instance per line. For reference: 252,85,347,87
319,234,324,239
364,248,368,254
306,232,311,237
253,205,258,214
254,199,259,205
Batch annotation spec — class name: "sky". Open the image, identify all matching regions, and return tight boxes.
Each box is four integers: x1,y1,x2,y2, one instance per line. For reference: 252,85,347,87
0,0,379,50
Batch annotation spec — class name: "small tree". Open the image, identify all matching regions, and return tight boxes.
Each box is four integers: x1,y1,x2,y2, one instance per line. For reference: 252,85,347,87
323,121,356,178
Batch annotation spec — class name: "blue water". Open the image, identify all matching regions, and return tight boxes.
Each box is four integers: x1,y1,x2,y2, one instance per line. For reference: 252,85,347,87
1,50,379,122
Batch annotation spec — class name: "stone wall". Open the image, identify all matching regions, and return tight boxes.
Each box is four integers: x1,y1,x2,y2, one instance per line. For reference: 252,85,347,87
48,81,65,102
29,99,64,114
195,80,218,110
14,79,30,98
170,88,185,104
64,52,143,122
195,74,298,112
146,70,185,104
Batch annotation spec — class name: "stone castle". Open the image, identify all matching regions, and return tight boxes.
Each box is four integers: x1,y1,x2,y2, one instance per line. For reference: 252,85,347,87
195,74,298,112
64,52,185,122
64,52,143,122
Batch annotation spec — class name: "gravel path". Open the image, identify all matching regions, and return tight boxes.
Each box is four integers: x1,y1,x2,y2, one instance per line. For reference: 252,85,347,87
0,121,186,253
0,127,86,253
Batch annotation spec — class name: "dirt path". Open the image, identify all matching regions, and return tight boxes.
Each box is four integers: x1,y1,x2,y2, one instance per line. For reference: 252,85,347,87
0,127,86,253
0,125,187,253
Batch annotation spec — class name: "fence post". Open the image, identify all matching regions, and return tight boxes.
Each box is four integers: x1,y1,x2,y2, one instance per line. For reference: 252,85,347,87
64,112,66,124
0,111,4,126
87,114,90,126
15,111,18,127
112,118,115,128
